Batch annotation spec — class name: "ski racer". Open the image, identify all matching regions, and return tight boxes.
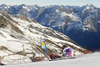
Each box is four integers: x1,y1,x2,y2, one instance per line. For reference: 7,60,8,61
61,45,72,58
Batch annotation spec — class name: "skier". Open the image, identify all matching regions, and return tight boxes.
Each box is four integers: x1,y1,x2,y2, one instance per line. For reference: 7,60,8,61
61,45,72,58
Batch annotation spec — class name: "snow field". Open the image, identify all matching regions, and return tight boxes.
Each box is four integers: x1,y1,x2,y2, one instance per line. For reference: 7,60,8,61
2,52,100,67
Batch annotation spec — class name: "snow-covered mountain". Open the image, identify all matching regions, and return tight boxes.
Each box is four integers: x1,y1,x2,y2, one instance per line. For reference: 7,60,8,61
0,4,99,50
27,4,100,50
0,10,87,64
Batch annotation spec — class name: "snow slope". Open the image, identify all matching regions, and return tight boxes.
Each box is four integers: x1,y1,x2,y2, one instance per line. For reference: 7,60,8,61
2,52,100,67
0,11,87,65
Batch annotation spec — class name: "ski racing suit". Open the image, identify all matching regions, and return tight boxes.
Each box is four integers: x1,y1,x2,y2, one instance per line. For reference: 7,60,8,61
63,47,72,57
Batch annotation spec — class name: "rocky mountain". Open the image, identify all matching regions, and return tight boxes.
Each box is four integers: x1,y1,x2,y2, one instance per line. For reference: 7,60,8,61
0,10,87,64
0,4,99,50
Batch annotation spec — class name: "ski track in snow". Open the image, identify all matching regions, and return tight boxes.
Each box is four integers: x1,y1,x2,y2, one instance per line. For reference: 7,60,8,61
2,52,100,67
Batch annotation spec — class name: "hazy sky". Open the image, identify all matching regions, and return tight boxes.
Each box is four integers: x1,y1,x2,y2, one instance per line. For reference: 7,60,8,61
0,0,100,7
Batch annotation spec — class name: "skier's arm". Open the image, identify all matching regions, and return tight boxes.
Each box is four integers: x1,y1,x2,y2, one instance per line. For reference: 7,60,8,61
59,48,66,54
63,48,67,52
59,49,63,54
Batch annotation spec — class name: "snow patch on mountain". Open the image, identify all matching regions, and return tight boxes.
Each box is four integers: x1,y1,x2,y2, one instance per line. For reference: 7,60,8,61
66,21,82,31
61,12,67,17
22,6,30,12
0,13,2,15
72,13,82,21
82,3,96,13
55,9,60,13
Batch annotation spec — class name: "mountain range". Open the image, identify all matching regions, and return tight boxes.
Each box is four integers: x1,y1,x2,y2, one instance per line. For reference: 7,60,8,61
0,3,99,51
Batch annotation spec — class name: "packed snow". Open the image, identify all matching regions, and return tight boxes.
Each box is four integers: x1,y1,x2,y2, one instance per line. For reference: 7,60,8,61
1,52,100,67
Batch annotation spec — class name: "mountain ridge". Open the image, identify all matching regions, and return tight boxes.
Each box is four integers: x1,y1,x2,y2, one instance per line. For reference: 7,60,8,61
0,3,99,50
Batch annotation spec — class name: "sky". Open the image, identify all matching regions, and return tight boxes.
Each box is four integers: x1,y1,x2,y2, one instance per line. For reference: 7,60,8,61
0,0,100,7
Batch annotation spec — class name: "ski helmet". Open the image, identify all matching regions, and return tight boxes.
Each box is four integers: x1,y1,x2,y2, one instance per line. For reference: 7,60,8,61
63,45,67,49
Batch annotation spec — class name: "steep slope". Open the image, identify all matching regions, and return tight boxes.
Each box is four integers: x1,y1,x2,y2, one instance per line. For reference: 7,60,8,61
0,11,87,64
